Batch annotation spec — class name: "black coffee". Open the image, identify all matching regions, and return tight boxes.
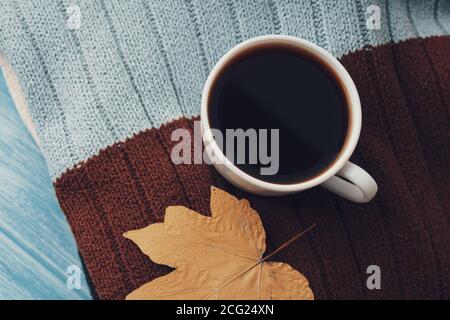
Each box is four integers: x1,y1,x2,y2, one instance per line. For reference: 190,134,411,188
208,43,349,184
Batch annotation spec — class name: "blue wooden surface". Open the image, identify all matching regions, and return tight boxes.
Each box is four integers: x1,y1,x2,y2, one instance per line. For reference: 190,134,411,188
0,70,91,300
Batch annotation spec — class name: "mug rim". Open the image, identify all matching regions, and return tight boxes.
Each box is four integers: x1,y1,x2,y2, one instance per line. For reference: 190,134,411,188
201,35,361,193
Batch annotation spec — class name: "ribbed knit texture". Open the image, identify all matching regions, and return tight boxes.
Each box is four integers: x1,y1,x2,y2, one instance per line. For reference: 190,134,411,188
0,0,448,179
0,1,449,300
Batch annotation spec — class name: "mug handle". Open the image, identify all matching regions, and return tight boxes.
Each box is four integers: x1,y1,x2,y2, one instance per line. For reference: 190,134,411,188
321,161,378,203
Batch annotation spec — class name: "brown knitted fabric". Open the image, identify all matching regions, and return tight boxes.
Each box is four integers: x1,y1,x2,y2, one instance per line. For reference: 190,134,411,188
55,36,450,300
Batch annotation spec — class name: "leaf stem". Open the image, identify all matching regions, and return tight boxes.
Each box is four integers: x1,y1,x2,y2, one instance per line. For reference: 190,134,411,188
260,223,316,263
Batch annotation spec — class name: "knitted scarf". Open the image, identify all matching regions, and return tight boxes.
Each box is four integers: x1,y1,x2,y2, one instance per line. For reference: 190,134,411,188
0,0,449,299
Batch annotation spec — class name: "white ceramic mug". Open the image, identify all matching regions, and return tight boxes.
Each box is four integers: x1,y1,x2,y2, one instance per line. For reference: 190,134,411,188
201,35,377,203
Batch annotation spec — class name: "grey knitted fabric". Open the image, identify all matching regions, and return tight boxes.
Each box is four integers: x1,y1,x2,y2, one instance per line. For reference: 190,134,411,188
0,0,448,179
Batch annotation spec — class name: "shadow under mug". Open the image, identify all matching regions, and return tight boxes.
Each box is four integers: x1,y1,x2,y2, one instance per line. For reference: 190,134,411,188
201,35,377,203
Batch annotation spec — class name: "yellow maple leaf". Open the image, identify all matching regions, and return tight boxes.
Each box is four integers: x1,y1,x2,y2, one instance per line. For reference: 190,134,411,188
124,186,314,300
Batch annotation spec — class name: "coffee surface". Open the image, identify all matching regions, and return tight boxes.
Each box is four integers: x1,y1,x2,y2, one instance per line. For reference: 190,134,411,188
209,44,349,184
